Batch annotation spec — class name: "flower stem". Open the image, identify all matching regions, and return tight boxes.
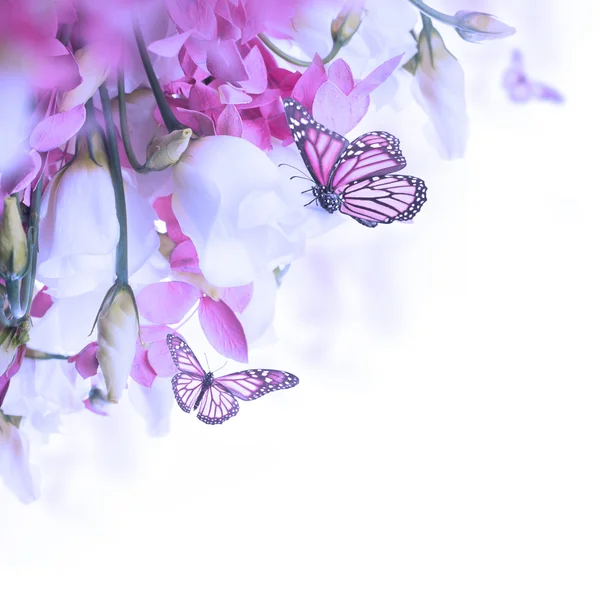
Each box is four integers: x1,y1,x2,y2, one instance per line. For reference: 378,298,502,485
117,70,149,173
133,20,183,133
23,178,43,316
406,0,458,26
25,348,70,360
258,34,344,67
98,84,129,285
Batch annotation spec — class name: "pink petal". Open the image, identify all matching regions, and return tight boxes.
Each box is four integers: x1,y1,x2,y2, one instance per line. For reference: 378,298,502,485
36,49,82,92
130,344,157,388
241,117,272,151
68,342,99,380
241,88,281,109
218,84,252,105
172,106,215,136
240,45,268,95
30,286,53,318
189,82,222,112
220,283,253,313
137,281,198,325
1,150,42,196
148,31,193,57
153,196,188,244
291,54,327,111
29,104,86,152
313,81,353,134
147,339,178,377
216,104,243,136
170,239,200,272
84,398,109,416
350,54,404,99
328,59,354,95
207,40,249,82
166,0,217,35
198,296,248,362
140,325,175,345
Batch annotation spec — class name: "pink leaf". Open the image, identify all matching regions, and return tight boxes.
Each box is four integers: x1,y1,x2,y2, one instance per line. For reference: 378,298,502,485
313,81,353,134
242,117,272,151
130,345,157,388
207,40,249,82
189,83,221,112
171,106,215,136
148,31,192,57
240,45,268,95
291,54,327,111
218,83,252,105
29,104,86,152
220,283,253,313
328,59,355,95
30,286,53,318
351,54,404,99
68,342,99,380
1,150,42,196
137,281,198,325
170,239,200,272
140,325,175,345
147,339,178,377
198,296,248,362
216,104,243,136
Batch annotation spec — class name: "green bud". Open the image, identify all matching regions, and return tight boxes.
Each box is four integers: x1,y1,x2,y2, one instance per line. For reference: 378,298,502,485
145,128,193,171
0,195,28,277
331,1,364,46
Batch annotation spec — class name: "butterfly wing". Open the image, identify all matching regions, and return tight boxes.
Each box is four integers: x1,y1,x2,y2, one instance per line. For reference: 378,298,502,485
215,369,299,401
166,333,206,378
283,98,349,186
196,384,239,425
171,372,204,413
339,175,428,225
330,132,407,191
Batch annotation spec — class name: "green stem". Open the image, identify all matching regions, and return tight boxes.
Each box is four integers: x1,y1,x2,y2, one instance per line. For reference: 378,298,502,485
133,21,183,133
406,0,458,26
23,178,42,316
117,70,149,173
25,348,70,360
98,85,129,285
258,34,344,67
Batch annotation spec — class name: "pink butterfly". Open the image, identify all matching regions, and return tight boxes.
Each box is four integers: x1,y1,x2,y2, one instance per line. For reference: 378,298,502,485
167,334,299,425
283,98,428,228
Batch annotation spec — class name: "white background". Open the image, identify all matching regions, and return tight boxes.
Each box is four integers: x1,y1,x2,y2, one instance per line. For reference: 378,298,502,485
2,1,600,598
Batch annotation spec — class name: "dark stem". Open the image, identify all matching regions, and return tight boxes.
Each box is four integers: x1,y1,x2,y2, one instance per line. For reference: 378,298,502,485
117,70,149,173
98,85,129,284
133,20,183,132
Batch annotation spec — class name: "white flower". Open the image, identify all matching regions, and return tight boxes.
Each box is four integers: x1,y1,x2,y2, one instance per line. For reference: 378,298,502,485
0,417,39,504
128,377,173,436
97,286,138,403
37,136,159,300
37,137,119,297
412,24,469,159
0,72,30,173
2,359,88,437
173,136,312,288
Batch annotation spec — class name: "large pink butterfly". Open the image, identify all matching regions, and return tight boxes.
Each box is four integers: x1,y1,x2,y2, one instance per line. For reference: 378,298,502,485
283,98,428,227
167,334,299,425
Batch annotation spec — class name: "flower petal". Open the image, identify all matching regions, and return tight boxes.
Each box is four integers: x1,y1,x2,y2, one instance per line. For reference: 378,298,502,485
29,104,86,152
216,104,243,137
198,295,248,362
137,281,198,325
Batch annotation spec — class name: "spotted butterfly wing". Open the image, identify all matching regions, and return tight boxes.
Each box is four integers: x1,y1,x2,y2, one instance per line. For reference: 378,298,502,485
283,98,428,227
283,98,348,186
215,369,300,401
167,333,299,425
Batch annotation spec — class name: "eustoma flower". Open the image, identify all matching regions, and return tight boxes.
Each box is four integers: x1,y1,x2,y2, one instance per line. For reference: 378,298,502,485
0,0,518,501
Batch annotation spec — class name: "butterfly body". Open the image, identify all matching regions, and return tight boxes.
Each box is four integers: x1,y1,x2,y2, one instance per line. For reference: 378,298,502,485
313,185,342,213
283,98,428,227
167,334,299,425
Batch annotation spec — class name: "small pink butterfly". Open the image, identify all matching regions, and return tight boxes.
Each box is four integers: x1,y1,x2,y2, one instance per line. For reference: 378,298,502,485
167,334,299,425
283,98,428,228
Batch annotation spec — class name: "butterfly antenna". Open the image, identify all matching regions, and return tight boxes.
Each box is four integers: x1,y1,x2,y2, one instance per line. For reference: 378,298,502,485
304,198,316,207
204,353,211,373
213,361,228,375
301,188,312,194
290,175,314,183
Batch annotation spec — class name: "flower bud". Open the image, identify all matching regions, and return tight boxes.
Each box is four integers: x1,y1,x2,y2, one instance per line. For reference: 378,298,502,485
0,319,29,377
0,195,28,277
145,128,193,171
97,286,138,403
454,11,516,43
331,0,364,46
